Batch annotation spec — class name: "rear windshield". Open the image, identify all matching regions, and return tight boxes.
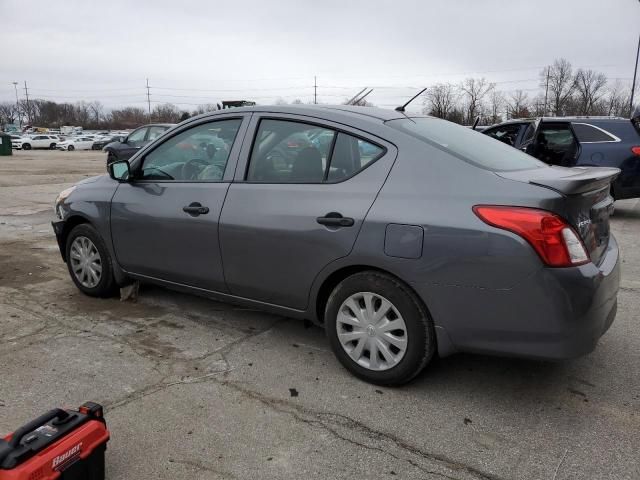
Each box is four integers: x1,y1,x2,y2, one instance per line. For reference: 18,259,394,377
387,117,545,172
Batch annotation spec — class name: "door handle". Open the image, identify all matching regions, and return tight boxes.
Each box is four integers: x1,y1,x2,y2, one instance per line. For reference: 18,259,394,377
183,202,210,216
316,212,354,227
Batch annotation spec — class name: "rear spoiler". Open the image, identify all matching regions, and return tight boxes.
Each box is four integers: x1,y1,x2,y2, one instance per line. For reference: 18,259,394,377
497,166,620,195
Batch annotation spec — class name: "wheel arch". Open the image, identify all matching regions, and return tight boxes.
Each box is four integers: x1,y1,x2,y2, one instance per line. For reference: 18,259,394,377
314,264,427,324
59,215,92,261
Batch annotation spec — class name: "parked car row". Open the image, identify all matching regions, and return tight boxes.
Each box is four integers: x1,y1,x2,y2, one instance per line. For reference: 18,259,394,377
52,105,620,385
9,131,131,152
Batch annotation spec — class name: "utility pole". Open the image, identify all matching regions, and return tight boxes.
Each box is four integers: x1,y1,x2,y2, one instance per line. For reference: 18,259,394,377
146,78,152,120
23,81,31,125
543,66,550,116
630,31,640,114
314,76,317,105
12,82,21,129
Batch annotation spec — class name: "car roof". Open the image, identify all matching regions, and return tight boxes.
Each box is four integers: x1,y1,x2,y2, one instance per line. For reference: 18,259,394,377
188,105,412,126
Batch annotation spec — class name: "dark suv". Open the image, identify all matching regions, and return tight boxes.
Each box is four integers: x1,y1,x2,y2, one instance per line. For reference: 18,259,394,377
482,114,640,200
104,123,174,165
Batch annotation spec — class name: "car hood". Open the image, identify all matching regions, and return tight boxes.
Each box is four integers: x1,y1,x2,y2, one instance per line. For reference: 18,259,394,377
76,174,107,186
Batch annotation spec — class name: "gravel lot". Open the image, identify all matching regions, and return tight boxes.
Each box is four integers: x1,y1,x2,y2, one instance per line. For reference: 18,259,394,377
1,150,639,480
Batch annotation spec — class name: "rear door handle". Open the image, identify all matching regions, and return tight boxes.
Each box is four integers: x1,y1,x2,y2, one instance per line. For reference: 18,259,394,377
316,212,354,227
183,202,209,216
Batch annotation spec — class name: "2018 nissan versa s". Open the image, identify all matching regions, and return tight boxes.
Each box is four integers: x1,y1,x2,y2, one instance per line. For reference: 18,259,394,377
52,105,620,385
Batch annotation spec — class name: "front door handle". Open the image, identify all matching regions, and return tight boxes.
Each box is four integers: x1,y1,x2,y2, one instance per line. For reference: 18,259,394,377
316,212,354,227
183,202,209,216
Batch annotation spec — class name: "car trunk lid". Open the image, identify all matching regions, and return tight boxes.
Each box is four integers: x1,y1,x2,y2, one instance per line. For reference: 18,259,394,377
496,166,620,265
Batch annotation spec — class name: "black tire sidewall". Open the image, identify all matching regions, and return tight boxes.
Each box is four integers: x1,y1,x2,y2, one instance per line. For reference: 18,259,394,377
65,224,117,297
68,145,74,151
325,271,435,386
23,143,31,150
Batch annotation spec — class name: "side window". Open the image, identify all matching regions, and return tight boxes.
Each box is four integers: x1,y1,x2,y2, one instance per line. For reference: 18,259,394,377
147,126,167,142
140,118,242,182
247,120,335,183
246,119,384,183
327,133,383,182
572,123,618,143
484,125,520,147
127,128,147,146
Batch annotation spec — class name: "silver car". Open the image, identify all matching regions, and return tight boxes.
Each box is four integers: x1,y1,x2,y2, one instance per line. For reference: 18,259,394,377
52,105,620,385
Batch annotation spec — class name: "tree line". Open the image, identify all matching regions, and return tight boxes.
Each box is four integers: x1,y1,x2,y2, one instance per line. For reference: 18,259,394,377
0,99,213,130
422,58,636,125
1,58,636,130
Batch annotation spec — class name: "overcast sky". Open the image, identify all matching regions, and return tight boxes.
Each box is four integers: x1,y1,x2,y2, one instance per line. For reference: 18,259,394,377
1,0,639,113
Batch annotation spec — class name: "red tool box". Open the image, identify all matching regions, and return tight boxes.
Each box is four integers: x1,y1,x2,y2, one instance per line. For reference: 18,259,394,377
0,402,109,480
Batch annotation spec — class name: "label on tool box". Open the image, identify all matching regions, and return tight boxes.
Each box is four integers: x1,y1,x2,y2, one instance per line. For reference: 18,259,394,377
34,424,58,437
52,442,83,471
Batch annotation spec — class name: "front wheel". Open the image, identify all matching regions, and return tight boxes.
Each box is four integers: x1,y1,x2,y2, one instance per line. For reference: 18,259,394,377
22,143,31,150
49,143,56,149
325,271,436,386
65,224,118,297
106,152,117,166
67,145,75,151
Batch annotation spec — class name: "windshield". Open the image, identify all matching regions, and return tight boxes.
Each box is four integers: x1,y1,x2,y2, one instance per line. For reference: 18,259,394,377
387,117,545,172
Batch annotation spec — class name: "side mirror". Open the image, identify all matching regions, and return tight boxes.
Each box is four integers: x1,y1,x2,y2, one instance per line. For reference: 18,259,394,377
108,160,131,181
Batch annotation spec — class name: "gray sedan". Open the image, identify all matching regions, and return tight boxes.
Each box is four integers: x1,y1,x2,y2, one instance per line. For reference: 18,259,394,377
52,105,620,385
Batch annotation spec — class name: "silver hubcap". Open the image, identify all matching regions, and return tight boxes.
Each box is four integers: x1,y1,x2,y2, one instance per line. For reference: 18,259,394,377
70,236,102,288
336,292,408,371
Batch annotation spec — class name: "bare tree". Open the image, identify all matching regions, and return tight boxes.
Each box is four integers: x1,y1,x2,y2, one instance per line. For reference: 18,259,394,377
0,102,18,125
424,83,457,119
542,58,576,116
488,90,504,124
88,101,104,126
152,103,182,122
606,80,632,117
460,77,494,124
74,101,91,125
574,69,608,115
507,90,530,119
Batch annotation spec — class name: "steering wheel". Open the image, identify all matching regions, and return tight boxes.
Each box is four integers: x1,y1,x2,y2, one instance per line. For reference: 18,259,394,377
181,158,210,180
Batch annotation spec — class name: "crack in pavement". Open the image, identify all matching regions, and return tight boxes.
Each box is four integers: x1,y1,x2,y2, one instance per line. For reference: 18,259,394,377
1,284,500,480
168,458,238,479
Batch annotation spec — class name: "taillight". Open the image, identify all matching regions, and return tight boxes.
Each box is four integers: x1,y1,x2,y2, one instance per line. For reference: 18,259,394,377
631,146,640,156
473,205,590,267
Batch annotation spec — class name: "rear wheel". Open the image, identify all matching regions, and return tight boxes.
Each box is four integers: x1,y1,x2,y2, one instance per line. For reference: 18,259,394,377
325,271,436,386
65,224,118,297
49,143,56,149
22,143,31,150
67,145,75,151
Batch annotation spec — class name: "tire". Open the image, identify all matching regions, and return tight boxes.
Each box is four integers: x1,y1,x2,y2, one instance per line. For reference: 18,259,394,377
49,143,56,149
22,143,31,150
106,152,117,166
67,145,75,151
325,271,436,386
65,224,118,297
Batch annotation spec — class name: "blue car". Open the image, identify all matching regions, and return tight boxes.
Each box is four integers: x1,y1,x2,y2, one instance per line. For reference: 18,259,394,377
482,113,640,200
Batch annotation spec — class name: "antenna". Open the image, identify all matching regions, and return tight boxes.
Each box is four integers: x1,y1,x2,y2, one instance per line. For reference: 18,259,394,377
350,88,373,106
395,88,427,112
345,88,367,106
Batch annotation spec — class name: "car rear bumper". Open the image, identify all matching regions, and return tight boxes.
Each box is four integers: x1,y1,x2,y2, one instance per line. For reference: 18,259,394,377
412,234,620,359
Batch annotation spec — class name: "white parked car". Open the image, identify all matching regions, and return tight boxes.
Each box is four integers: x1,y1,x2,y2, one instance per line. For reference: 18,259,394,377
12,134,61,150
56,137,95,151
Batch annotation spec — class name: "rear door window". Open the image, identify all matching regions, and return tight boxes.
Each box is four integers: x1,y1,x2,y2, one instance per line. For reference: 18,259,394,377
571,123,619,143
246,119,384,183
